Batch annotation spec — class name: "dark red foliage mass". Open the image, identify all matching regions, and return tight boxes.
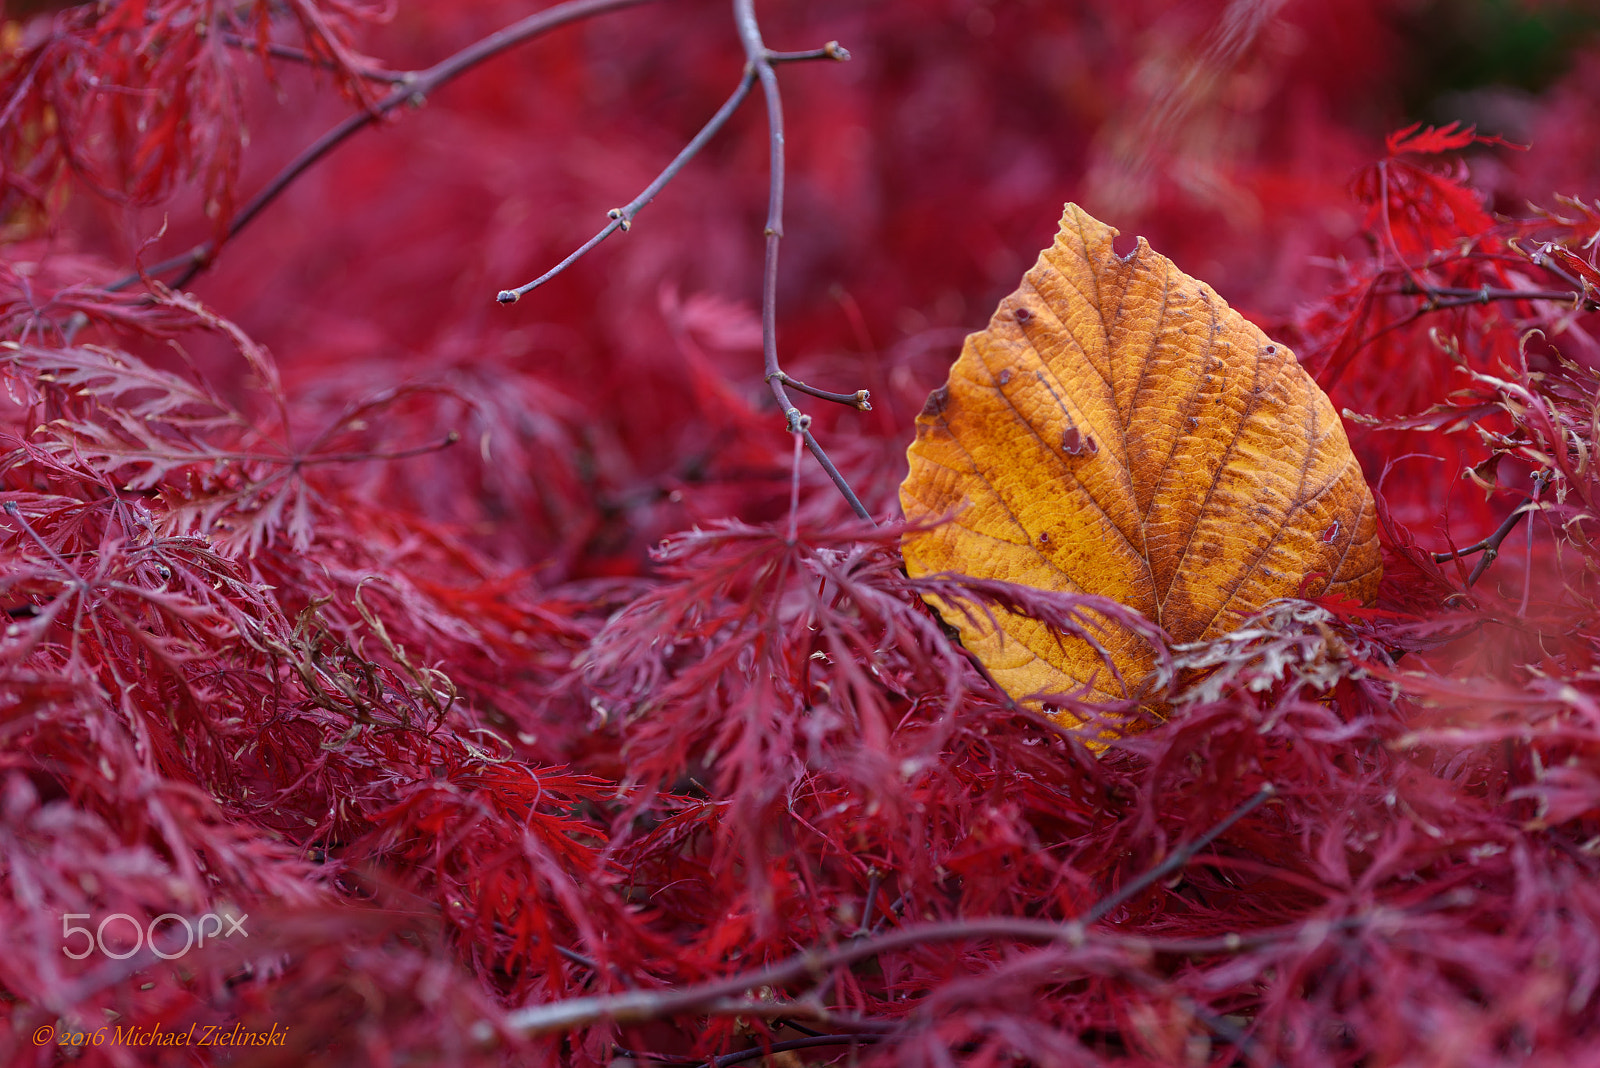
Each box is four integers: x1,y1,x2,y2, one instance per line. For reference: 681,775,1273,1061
3,1,1600,1065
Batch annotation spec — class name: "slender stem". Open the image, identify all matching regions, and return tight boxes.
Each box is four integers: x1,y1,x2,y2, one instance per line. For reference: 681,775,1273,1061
107,0,662,292
704,1034,884,1067
769,370,871,410
736,0,789,396
776,1020,826,1038
1466,529,1509,588
48,432,459,471
1432,503,1532,567
801,428,869,519
700,999,895,1032
609,1047,700,1065
216,32,412,83
556,944,599,970
3,501,82,574
1424,290,1594,313
497,68,757,303
1383,280,1594,310
767,42,851,63
503,786,1280,1036
1526,243,1594,294
3,500,90,665
1352,272,1596,368
733,0,872,522
855,870,881,936
1519,476,1540,615
1375,162,1434,297
0,44,48,133
292,431,461,465
787,422,804,543
1079,784,1275,925
503,909,1365,1037
1431,494,1540,587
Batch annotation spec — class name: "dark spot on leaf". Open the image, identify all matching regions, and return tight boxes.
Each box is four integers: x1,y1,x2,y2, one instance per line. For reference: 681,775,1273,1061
921,384,950,419
998,369,1012,386
1061,428,1097,455
1014,307,1033,323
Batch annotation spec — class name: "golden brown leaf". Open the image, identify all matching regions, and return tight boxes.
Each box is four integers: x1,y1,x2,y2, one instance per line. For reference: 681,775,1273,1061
900,204,1381,729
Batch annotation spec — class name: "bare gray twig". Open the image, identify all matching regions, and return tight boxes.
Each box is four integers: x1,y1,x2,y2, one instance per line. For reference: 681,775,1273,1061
502,785,1281,1038
733,0,871,520
496,68,759,304
107,0,662,293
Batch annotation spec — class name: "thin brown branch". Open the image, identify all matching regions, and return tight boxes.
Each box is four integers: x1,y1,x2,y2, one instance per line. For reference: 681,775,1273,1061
1381,279,1595,311
1079,783,1275,925
502,908,1381,1038
293,431,461,465
1525,241,1595,294
107,0,662,293
503,786,1281,1037
215,32,411,83
769,370,871,411
787,418,805,542
1432,485,1541,588
497,68,757,303
1431,511,1525,564
767,41,852,63
734,0,872,521
801,427,870,518
855,869,882,936
1353,266,1597,359
1519,473,1541,615
702,1033,885,1067
700,999,897,1033
1376,162,1435,296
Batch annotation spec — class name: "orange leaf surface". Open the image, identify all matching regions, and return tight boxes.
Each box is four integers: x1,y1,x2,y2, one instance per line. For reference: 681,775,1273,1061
900,204,1381,729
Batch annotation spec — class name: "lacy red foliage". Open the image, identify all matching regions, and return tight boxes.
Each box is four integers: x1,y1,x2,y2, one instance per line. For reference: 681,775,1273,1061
4,1,1600,1066
1,0,388,235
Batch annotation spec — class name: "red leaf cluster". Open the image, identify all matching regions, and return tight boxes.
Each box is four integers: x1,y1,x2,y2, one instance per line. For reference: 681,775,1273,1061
3,1,1600,1066
1,0,388,235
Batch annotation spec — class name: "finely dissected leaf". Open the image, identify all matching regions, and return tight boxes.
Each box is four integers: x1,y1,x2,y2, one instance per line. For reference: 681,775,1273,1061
901,204,1381,726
